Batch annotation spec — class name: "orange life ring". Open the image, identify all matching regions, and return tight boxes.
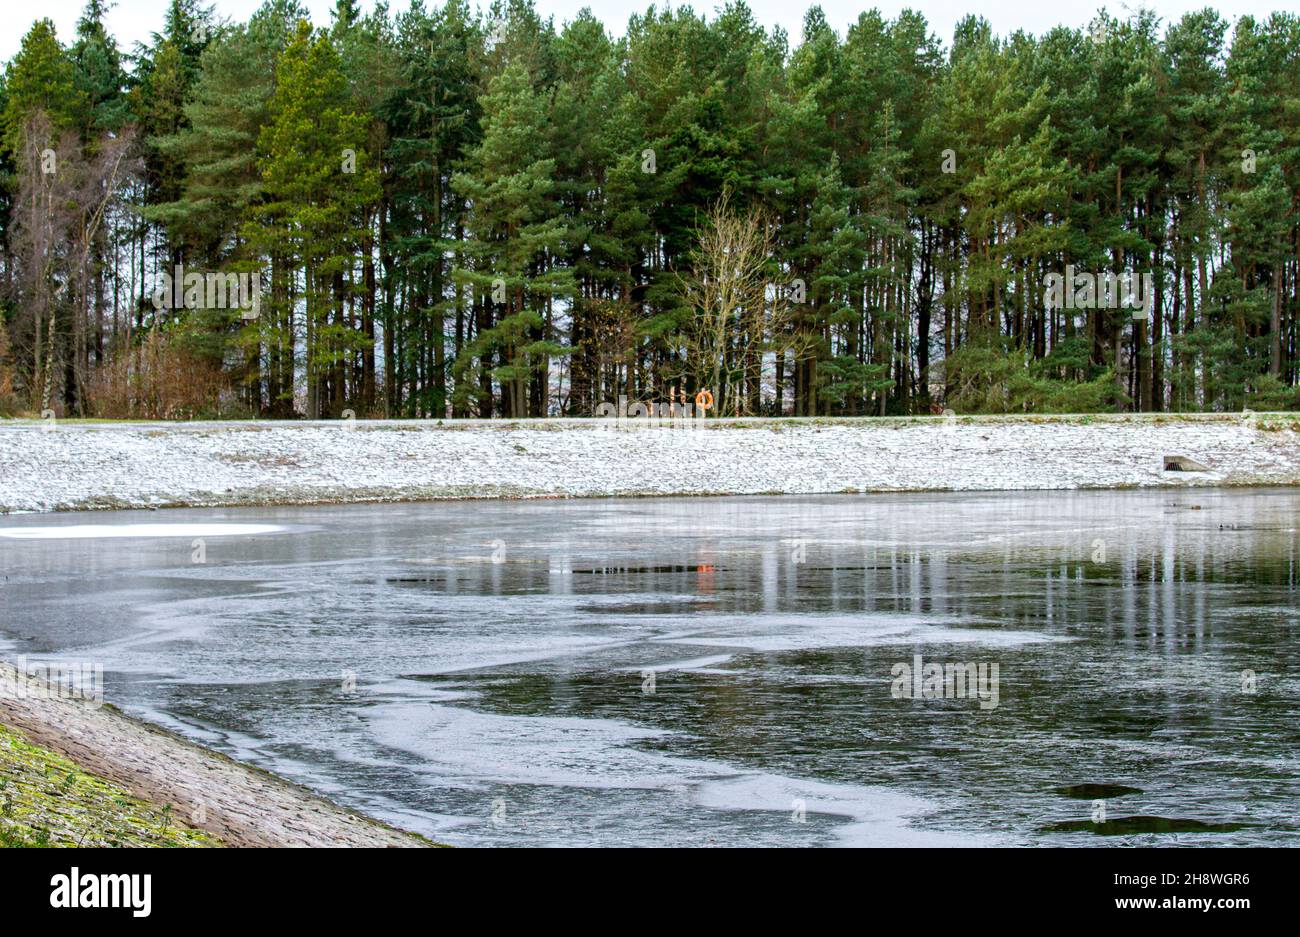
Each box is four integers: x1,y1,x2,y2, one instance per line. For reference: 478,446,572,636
694,390,714,411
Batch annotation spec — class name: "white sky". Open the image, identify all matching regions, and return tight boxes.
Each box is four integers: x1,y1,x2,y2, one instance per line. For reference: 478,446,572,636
1,0,1291,62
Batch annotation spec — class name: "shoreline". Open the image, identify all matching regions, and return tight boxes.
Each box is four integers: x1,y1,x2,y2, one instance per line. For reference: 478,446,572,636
2,413,1299,515
0,664,433,848
2,413,1297,847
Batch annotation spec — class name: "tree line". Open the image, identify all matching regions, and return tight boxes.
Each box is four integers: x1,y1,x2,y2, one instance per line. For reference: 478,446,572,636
1,0,1298,419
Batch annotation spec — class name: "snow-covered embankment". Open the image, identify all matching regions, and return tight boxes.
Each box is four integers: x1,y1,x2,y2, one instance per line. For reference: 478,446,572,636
1,413,1298,514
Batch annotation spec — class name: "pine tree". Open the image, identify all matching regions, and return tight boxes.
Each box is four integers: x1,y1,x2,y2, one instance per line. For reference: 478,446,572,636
2,20,83,156
451,60,571,417
71,1,130,136
248,20,380,418
382,0,483,417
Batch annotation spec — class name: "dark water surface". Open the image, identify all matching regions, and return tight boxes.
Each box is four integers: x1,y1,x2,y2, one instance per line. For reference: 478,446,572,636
1,490,1296,846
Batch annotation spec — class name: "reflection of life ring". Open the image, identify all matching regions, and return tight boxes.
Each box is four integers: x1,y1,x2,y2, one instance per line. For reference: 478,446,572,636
694,390,714,411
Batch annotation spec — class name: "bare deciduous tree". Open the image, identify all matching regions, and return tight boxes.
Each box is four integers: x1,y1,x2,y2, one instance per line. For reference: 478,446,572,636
676,190,794,417
5,111,139,414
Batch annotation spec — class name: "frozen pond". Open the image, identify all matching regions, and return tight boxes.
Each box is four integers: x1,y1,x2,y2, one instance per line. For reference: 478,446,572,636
1,490,1297,846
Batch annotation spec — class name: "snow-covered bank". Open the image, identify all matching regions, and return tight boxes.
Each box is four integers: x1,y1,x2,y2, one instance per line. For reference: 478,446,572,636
1,413,1299,514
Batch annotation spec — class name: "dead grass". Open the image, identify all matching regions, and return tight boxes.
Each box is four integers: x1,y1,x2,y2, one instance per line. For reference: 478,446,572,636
86,331,231,420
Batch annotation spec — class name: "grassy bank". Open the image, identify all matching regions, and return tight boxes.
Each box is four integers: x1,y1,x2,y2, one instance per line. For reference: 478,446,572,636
0,722,219,848
0,663,433,847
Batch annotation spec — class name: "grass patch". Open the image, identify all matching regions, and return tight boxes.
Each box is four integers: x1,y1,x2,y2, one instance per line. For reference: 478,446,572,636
1254,415,1300,433
0,722,220,848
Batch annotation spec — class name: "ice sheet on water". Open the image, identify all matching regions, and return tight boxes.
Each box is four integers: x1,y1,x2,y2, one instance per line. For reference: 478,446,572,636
367,698,995,846
620,654,736,672
369,700,681,790
0,523,287,539
641,612,1074,653
693,775,1004,847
